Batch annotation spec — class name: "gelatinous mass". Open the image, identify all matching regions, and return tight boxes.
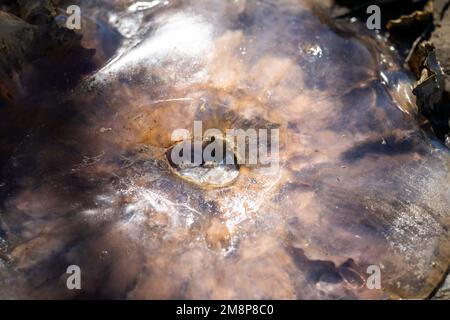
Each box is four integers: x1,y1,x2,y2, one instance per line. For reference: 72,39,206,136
0,0,449,299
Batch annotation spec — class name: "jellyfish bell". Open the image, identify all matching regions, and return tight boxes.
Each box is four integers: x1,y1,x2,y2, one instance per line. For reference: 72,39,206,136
0,0,449,299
